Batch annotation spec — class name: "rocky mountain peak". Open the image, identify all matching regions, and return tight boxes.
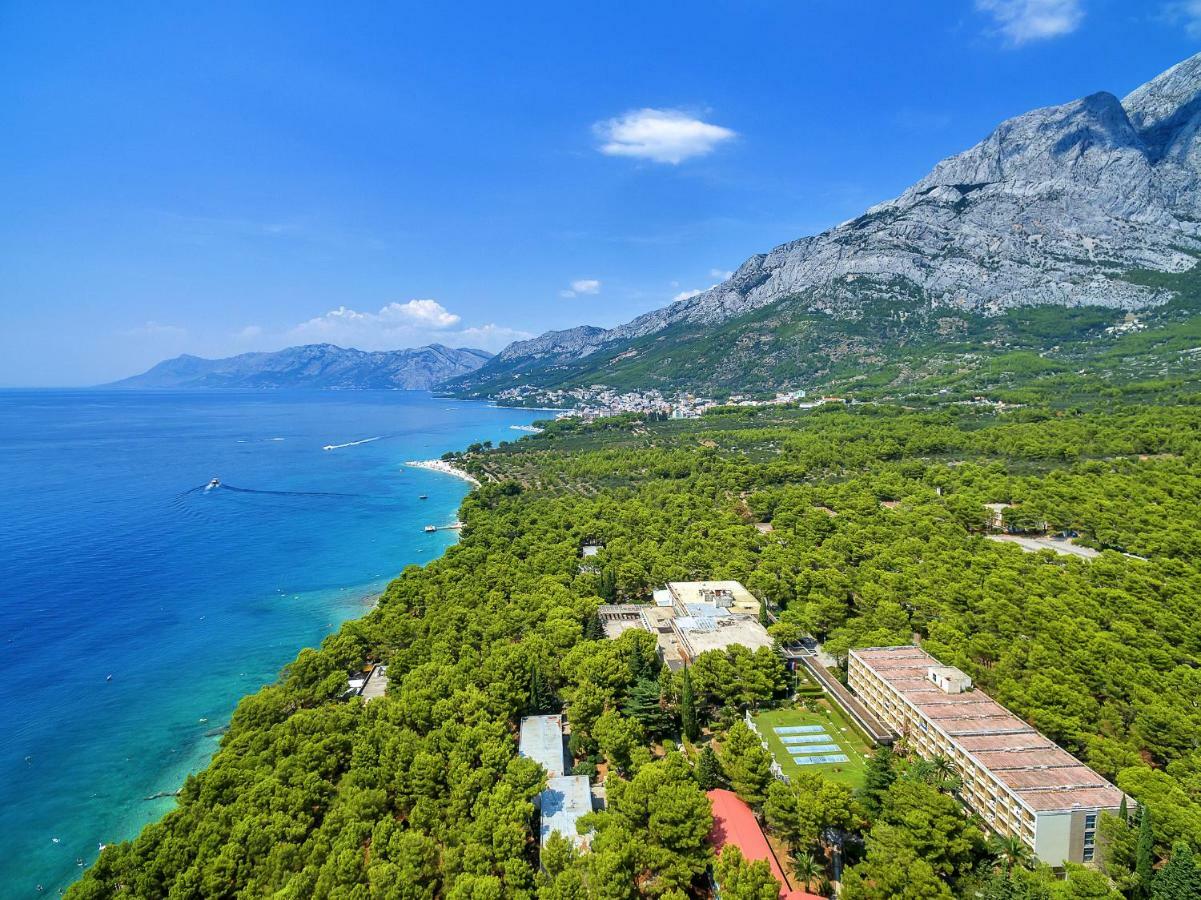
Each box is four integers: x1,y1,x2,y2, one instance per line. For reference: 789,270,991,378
452,53,1201,393
1123,51,1201,154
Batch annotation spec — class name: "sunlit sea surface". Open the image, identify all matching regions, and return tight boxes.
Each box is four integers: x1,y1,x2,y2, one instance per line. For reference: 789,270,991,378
0,390,546,896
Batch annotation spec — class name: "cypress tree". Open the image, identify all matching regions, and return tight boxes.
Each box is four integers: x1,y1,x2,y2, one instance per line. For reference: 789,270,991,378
1136,806,1155,895
528,661,553,714
584,611,604,641
759,596,769,627
1119,795,1129,825
681,664,699,742
599,567,617,601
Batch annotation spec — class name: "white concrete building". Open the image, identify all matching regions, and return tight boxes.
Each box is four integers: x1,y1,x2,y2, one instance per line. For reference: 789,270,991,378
518,715,593,852
596,580,773,672
848,646,1124,867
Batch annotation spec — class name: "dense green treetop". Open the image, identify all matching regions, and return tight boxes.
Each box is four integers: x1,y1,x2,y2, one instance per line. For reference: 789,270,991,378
70,396,1201,898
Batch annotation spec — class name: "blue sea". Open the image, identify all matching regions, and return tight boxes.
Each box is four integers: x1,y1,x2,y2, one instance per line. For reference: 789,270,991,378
0,390,547,896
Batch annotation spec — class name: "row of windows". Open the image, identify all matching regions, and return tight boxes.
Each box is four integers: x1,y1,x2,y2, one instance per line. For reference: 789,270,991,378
850,660,1038,844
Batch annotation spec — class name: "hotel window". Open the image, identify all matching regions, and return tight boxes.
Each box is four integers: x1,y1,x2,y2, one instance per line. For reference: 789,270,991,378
1083,847,1095,862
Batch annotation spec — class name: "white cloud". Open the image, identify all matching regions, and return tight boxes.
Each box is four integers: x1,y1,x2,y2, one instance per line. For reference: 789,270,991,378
594,108,737,164
560,278,602,298
975,0,1083,44
672,271,737,303
234,325,263,341
284,299,524,352
455,323,535,348
383,298,462,328
1163,0,1201,37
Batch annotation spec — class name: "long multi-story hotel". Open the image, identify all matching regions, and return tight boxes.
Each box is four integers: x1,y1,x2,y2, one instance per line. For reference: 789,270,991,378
848,646,1125,867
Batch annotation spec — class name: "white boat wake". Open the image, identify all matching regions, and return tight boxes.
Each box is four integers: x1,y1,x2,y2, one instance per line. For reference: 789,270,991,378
322,437,380,451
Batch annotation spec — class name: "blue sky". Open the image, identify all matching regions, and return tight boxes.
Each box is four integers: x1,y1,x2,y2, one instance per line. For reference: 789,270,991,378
1,1,1197,385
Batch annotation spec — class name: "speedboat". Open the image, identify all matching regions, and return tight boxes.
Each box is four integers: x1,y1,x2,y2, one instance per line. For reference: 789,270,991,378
206,478,221,490
419,494,428,500
424,525,437,532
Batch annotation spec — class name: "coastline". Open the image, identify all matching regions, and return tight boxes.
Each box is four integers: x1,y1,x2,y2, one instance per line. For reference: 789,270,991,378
405,458,481,487
6,390,546,896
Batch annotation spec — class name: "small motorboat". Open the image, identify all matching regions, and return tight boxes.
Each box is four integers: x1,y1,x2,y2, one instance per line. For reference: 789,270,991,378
419,494,428,500
206,477,221,490
423,525,437,533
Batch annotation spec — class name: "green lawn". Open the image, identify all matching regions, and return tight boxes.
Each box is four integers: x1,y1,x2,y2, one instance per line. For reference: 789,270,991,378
752,702,872,788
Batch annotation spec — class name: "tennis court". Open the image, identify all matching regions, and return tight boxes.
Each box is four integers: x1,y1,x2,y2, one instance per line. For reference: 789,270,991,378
751,703,872,787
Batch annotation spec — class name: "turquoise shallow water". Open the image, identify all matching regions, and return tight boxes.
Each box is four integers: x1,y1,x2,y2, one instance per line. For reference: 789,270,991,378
0,390,546,897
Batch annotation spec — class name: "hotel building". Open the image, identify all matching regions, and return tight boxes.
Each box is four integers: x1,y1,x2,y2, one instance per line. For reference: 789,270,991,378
848,646,1124,867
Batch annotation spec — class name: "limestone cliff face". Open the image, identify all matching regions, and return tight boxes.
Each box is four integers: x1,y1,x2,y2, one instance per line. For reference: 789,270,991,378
476,53,1201,377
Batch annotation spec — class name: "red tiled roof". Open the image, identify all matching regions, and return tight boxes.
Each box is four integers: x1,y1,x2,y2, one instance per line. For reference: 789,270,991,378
707,789,825,900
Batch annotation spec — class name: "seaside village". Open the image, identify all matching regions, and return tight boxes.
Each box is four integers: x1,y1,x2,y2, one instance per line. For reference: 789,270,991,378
490,384,830,421
342,564,1129,898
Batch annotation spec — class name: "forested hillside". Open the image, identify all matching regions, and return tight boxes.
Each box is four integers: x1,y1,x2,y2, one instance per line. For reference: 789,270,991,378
452,266,1201,401
71,392,1201,898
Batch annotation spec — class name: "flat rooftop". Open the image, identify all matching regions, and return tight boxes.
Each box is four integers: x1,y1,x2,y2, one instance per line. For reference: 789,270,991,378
597,604,650,640
359,664,388,702
519,715,566,778
599,581,773,668
852,647,1123,815
541,775,592,849
668,581,760,616
677,615,774,657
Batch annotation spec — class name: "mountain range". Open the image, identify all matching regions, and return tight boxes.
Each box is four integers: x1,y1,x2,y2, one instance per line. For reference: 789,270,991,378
107,343,492,390
451,52,1201,398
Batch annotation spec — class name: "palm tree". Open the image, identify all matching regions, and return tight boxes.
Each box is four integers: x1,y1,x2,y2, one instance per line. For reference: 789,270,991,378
791,850,823,893
989,833,1033,873
930,754,962,792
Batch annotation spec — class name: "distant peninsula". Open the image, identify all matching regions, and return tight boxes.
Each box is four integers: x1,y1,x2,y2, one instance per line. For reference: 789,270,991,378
104,343,493,391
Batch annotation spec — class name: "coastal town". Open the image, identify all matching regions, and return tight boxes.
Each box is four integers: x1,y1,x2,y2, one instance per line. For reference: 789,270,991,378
491,384,834,421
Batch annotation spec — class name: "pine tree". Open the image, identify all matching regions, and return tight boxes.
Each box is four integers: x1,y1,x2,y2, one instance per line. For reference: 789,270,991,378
681,664,699,742
1152,841,1201,900
721,720,774,807
622,676,671,737
696,745,723,790
1136,806,1155,896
